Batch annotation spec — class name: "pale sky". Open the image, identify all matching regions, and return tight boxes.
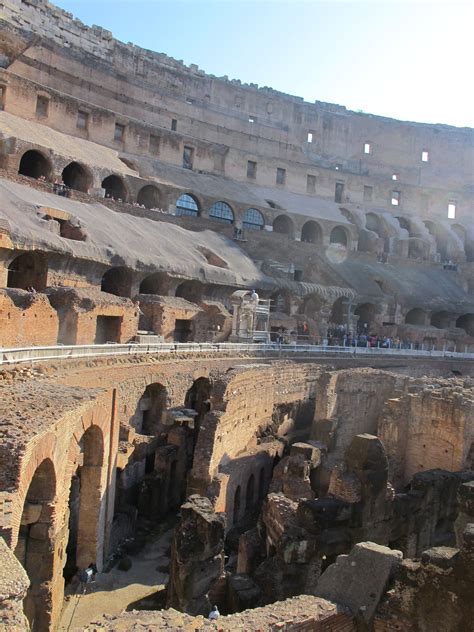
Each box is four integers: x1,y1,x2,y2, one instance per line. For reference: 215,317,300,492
55,0,473,128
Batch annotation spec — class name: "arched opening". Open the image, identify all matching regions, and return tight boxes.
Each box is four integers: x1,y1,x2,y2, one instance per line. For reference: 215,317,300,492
137,184,161,209
233,485,241,524
354,303,376,333
424,220,448,259
185,377,211,449
175,193,200,217
329,296,347,325
101,267,133,297
456,314,474,337
431,311,451,329
101,175,128,201
14,458,56,631
330,226,348,246
452,224,474,262
405,308,426,326
18,150,51,180
366,213,389,252
273,214,294,238
61,162,92,193
209,201,234,224
245,474,255,512
396,216,415,238
135,383,168,435
64,425,104,584
243,208,264,231
175,280,203,303
139,272,169,296
301,220,322,244
7,252,48,291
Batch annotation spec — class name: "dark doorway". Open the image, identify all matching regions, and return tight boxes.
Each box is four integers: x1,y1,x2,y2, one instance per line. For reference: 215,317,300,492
101,175,127,201
95,315,122,343
101,267,133,297
18,150,51,180
174,319,193,342
62,162,92,193
7,252,48,291
137,185,161,209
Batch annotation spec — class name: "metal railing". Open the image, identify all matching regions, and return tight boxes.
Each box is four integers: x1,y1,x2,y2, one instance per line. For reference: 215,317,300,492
1,342,474,366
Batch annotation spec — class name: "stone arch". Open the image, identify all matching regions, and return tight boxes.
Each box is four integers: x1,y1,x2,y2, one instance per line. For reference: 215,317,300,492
175,280,203,303
64,425,105,583
245,473,255,511
456,314,474,337
424,220,448,259
330,296,347,325
135,383,168,435
405,308,426,326
243,208,265,230
7,252,48,291
139,271,169,296
354,302,376,332
137,184,161,209
431,311,451,329
18,149,52,180
101,267,133,297
452,224,474,262
396,216,416,238
14,458,56,631
301,220,323,244
61,161,92,193
273,214,294,238
209,201,234,224
101,174,128,201
366,212,389,252
330,226,348,246
175,193,200,217
340,208,358,225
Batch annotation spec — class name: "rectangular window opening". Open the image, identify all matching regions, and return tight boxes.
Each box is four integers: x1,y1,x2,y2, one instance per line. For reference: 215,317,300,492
392,173,398,181
0,85,5,110
248,115,256,123
421,150,429,162
307,132,313,143
363,185,373,202
247,160,257,179
185,97,194,105
149,134,160,155
335,182,344,203
335,163,343,171
364,142,371,154
171,118,178,131
447,202,456,219
77,110,88,129
391,191,400,206
182,145,194,170
36,95,49,118
114,123,125,141
276,167,286,185
307,174,316,194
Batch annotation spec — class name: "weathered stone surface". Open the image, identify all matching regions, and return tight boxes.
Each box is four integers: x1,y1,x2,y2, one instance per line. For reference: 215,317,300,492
316,542,403,624
0,537,30,631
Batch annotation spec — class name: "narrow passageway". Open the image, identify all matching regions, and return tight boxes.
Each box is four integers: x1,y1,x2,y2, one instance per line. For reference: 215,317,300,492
59,526,173,631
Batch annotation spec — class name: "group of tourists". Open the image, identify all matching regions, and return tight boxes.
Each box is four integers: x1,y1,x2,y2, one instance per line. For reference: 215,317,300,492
326,324,414,349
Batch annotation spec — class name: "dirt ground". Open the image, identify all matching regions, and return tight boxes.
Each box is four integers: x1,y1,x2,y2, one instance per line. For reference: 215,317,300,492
59,527,173,631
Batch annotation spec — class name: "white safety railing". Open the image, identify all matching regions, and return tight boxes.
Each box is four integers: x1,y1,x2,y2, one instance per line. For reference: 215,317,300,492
1,342,474,366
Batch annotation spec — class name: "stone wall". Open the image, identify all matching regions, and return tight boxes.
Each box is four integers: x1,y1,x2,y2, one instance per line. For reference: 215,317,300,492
0,289,59,347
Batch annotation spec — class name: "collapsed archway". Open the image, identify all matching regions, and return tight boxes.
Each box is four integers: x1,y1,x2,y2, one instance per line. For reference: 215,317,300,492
366,213,389,252
101,175,128,201
456,314,474,337
137,185,161,209
61,162,92,193
18,150,52,180
14,458,56,631
101,267,133,297
405,308,426,326
7,252,48,291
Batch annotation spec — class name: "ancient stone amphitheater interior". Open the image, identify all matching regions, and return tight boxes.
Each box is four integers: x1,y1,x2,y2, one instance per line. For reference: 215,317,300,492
0,1,473,631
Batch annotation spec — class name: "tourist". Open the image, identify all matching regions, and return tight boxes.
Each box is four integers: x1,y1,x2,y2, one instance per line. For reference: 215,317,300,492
208,605,220,620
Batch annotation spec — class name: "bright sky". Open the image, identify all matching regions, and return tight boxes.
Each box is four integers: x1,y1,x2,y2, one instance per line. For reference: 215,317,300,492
55,0,473,128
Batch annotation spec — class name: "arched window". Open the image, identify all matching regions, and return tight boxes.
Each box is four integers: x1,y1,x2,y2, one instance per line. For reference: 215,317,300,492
18,150,52,180
176,194,199,217
101,267,133,297
101,175,128,201
330,226,348,246
62,162,92,193
137,185,161,209
301,220,322,244
243,208,264,230
273,214,294,238
7,252,48,291
209,201,234,224
456,314,474,337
